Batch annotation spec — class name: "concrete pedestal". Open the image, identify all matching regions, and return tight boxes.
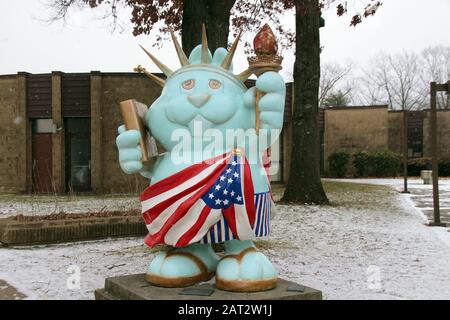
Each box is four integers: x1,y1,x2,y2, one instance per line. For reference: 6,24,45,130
95,273,322,300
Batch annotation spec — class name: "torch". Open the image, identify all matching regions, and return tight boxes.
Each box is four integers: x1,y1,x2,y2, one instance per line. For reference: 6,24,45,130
247,24,283,134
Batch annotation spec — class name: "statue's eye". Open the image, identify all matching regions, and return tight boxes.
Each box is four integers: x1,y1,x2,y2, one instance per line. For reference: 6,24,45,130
182,79,195,90
209,79,222,89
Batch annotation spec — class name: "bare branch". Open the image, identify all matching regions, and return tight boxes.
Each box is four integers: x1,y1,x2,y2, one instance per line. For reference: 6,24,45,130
357,51,427,111
319,61,353,107
421,45,450,109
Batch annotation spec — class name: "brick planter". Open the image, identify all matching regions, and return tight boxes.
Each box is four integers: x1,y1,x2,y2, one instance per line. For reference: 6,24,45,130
0,215,147,246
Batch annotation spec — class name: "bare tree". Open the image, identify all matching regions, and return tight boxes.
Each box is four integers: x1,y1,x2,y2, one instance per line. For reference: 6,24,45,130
45,0,237,54
421,45,450,109
358,50,427,193
353,74,386,106
359,51,426,111
319,62,353,107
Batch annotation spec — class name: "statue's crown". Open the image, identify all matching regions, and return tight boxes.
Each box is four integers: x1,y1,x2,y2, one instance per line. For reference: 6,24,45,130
135,24,252,89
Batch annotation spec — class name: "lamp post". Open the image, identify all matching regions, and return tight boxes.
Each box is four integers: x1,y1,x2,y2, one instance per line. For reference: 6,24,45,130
401,109,409,193
428,81,449,227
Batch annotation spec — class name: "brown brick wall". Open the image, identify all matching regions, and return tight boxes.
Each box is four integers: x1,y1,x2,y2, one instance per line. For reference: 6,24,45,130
387,111,403,155
0,72,164,194
324,106,389,174
0,75,26,193
98,74,162,193
423,110,450,159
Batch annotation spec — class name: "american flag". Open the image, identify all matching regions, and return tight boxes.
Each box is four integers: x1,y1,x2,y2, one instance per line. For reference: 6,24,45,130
140,151,256,248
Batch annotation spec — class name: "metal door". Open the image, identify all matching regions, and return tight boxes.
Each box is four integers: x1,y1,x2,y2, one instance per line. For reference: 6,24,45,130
65,118,91,192
32,133,53,193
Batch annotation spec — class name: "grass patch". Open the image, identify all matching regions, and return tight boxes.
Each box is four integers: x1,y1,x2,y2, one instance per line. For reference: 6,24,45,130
273,180,394,209
322,180,386,194
254,239,299,250
323,180,394,209
0,181,393,212
0,193,137,204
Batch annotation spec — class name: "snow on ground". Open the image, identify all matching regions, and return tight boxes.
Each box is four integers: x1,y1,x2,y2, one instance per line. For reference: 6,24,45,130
327,177,450,238
326,177,450,189
0,238,151,299
1,180,450,299
269,182,450,300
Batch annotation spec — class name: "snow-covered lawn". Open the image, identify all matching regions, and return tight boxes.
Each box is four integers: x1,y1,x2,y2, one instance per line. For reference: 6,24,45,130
327,177,450,225
1,180,450,300
0,194,140,218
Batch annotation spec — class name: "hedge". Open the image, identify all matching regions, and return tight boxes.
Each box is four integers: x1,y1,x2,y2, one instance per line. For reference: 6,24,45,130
408,157,450,177
368,151,402,177
353,151,370,177
328,152,350,178
328,151,450,178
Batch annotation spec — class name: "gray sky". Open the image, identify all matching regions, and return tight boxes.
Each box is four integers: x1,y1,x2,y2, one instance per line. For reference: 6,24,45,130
0,0,449,81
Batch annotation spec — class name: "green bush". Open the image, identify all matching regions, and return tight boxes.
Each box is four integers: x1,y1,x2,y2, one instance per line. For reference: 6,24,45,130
407,157,450,177
329,152,350,177
407,157,431,176
439,159,450,177
349,152,449,177
353,151,370,177
368,151,402,177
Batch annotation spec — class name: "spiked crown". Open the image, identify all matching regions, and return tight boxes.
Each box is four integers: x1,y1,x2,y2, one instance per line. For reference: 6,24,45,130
134,24,253,88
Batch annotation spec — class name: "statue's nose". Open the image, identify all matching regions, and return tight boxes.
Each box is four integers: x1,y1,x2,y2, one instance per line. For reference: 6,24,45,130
187,94,210,108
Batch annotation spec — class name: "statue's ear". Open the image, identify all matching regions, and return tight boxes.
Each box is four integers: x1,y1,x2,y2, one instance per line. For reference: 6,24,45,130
189,45,212,64
212,48,233,72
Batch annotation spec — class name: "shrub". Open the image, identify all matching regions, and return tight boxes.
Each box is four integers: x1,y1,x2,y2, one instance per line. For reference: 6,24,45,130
329,152,350,177
439,159,450,177
407,157,431,176
353,151,370,177
407,157,450,177
368,151,402,177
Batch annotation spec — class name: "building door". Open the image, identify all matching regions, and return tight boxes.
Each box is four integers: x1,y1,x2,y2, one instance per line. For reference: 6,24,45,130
32,120,53,193
65,118,91,192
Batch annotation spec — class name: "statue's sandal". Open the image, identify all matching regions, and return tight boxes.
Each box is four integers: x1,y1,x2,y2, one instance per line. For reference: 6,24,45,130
215,247,278,292
146,251,216,288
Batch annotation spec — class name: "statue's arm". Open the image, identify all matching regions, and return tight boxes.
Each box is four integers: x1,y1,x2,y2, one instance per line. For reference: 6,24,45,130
116,125,152,178
244,71,286,147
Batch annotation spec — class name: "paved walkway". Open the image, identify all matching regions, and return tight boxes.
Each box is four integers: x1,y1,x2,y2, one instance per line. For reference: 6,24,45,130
0,279,26,300
408,183,450,226
329,178,450,226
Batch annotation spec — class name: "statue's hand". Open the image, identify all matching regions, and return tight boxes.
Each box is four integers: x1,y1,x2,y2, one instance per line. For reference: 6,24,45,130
255,71,285,131
243,71,285,151
244,71,285,131
116,125,152,177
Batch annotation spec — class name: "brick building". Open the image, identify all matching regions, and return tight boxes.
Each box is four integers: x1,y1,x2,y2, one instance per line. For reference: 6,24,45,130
0,72,162,194
0,72,293,194
322,105,450,174
2,71,447,194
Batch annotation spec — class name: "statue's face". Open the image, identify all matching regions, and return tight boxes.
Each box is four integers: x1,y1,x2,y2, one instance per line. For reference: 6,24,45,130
164,69,247,132
146,68,254,151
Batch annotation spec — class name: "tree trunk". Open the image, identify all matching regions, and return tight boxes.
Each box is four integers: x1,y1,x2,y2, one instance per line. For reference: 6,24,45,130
181,0,235,56
282,0,329,204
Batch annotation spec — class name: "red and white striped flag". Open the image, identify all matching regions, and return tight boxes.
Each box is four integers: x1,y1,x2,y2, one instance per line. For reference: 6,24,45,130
140,151,256,248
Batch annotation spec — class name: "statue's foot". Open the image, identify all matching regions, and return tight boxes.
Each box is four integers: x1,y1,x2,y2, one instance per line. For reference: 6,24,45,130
216,240,277,292
147,243,219,288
